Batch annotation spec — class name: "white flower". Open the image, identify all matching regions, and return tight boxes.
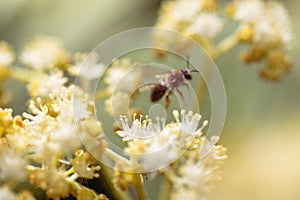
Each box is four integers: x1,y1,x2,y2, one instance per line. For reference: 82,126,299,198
165,136,227,199
253,2,292,48
173,110,208,137
49,85,94,122
23,98,57,134
234,0,292,49
171,188,201,200
171,0,201,21
20,35,69,70
0,150,27,181
0,41,14,66
73,96,91,122
117,110,208,171
27,70,67,97
70,52,105,80
27,134,59,164
104,59,140,93
234,0,264,24
117,114,164,141
179,162,212,192
186,13,223,39
0,187,15,200
52,119,81,155
6,132,30,153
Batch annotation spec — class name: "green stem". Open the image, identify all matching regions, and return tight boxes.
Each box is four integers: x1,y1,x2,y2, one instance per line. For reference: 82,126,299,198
104,148,131,166
10,67,39,82
211,33,238,59
157,175,171,200
95,89,111,100
65,167,75,176
133,174,148,200
100,164,131,200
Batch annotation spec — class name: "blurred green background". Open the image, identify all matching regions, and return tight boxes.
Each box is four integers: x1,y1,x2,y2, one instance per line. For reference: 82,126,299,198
1,0,299,199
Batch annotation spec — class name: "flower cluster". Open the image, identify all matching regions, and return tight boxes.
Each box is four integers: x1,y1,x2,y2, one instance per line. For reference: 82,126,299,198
103,59,142,119
228,0,292,80
0,36,110,199
154,0,293,80
0,41,15,106
154,0,222,53
113,110,227,199
0,34,228,199
20,35,70,71
0,86,107,199
168,136,227,200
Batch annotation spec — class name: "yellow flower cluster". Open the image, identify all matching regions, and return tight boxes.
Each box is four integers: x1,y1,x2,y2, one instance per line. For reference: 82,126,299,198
154,0,222,55
155,0,293,81
0,44,109,198
228,0,292,80
0,41,14,106
113,110,227,198
0,32,230,199
20,35,70,71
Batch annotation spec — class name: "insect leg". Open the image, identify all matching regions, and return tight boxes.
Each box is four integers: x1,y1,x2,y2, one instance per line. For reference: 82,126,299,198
182,81,190,91
165,90,172,109
176,88,186,105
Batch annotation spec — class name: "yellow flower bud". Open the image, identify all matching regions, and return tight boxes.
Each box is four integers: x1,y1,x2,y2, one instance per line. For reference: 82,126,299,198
238,26,254,43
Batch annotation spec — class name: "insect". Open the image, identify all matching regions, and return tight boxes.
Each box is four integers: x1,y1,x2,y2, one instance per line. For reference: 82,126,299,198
150,57,198,109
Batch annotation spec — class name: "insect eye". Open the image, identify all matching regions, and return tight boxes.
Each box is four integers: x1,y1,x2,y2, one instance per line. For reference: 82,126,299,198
184,74,192,79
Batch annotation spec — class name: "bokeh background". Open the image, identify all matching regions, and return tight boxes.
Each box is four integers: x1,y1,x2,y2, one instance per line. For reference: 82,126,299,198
0,0,299,199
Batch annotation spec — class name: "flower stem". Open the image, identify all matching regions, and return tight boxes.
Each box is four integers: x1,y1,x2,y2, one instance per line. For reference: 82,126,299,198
133,174,148,200
100,164,132,200
211,33,238,59
104,148,131,166
65,167,75,176
157,175,171,200
95,89,111,100
10,67,38,82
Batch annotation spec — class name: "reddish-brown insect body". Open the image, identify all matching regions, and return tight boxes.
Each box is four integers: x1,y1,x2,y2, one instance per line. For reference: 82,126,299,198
150,57,198,109
150,69,197,109
151,84,168,102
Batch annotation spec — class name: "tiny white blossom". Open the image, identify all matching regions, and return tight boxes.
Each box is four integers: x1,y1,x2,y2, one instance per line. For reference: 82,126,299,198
171,188,201,200
173,110,208,137
179,162,211,191
234,0,292,49
52,119,81,155
104,59,140,93
234,0,264,24
171,0,201,21
253,2,292,48
186,13,223,39
23,98,57,134
0,41,14,66
0,187,16,200
117,110,208,171
20,35,69,70
0,150,27,181
70,52,105,80
117,114,163,141
49,86,93,122
27,70,67,97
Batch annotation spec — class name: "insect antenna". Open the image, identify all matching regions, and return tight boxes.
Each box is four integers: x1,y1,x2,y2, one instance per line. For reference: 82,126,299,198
186,55,190,69
186,56,199,73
